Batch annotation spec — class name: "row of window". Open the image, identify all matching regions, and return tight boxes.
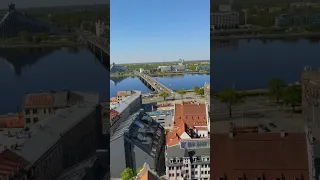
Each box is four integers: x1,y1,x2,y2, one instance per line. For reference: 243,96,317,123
25,108,51,115
168,170,210,177
26,117,38,124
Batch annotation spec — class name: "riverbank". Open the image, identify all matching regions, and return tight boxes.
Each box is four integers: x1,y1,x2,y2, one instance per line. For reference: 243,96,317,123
110,71,210,78
211,32,320,40
0,41,79,48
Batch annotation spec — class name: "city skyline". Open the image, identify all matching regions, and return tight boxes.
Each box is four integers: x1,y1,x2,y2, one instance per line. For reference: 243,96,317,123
110,0,210,64
0,0,109,8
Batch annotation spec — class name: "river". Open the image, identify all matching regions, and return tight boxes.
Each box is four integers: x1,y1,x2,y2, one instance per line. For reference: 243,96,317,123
0,47,109,114
110,74,210,97
211,38,320,92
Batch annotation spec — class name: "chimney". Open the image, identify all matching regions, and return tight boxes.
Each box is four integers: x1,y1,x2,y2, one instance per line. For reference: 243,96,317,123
229,132,234,138
281,131,286,137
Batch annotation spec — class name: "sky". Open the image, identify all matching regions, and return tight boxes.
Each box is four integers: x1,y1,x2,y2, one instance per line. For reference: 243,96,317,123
111,0,210,64
0,0,109,8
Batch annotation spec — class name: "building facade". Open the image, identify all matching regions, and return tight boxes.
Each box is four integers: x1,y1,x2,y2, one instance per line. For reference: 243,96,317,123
275,13,320,27
211,12,240,30
165,139,210,180
22,90,100,127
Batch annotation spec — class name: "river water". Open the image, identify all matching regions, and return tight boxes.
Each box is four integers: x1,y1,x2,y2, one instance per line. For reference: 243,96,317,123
211,39,320,92
110,74,210,97
0,47,109,114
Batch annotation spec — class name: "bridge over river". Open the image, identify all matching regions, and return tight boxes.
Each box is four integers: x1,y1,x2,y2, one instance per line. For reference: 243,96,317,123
134,71,179,98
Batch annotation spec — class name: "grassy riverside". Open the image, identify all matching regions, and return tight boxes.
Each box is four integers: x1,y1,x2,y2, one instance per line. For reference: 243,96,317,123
110,71,210,78
0,41,79,48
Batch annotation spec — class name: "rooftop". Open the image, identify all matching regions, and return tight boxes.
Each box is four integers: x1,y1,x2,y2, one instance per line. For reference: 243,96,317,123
211,132,309,179
147,110,173,117
135,163,160,180
174,103,207,128
57,156,97,180
110,91,141,114
23,90,100,108
111,110,165,158
0,102,97,163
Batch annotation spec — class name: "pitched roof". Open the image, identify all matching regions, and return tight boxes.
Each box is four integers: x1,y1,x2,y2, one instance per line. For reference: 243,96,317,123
211,132,309,180
174,103,207,128
23,91,84,108
135,163,160,180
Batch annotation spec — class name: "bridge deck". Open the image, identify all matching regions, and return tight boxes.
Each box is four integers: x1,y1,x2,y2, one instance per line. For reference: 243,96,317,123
135,72,176,96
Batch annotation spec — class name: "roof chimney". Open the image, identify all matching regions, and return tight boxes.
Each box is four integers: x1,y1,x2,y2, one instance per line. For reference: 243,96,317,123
281,131,286,137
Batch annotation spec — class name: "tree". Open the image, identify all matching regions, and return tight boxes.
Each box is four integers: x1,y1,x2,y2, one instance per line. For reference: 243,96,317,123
197,88,204,96
121,168,135,180
268,78,286,103
217,88,244,118
177,89,186,100
39,33,49,41
193,86,200,93
282,85,302,112
159,92,169,101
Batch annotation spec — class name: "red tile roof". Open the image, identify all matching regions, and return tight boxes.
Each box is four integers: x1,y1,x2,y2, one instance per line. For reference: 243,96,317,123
117,91,127,97
0,113,24,128
211,132,309,180
174,103,207,128
24,94,54,107
110,109,119,120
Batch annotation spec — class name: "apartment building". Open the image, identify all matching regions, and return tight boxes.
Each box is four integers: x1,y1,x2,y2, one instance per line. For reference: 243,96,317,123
110,90,142,136
0,102,104,180
165,139,210,180
110,110,166,178
22,90,100,126
211,12,240,30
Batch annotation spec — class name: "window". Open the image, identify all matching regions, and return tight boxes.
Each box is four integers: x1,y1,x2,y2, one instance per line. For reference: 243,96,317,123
26,118,31,124
25,109,30,115
177,173,179,177
195,171,198,175
33,118,39,123
44,109,47,113
33,109,37,114
186,170,189,173
201,171,204,174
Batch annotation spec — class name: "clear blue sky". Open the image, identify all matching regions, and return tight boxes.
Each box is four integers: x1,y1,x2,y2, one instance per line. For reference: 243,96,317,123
111,0,210,64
